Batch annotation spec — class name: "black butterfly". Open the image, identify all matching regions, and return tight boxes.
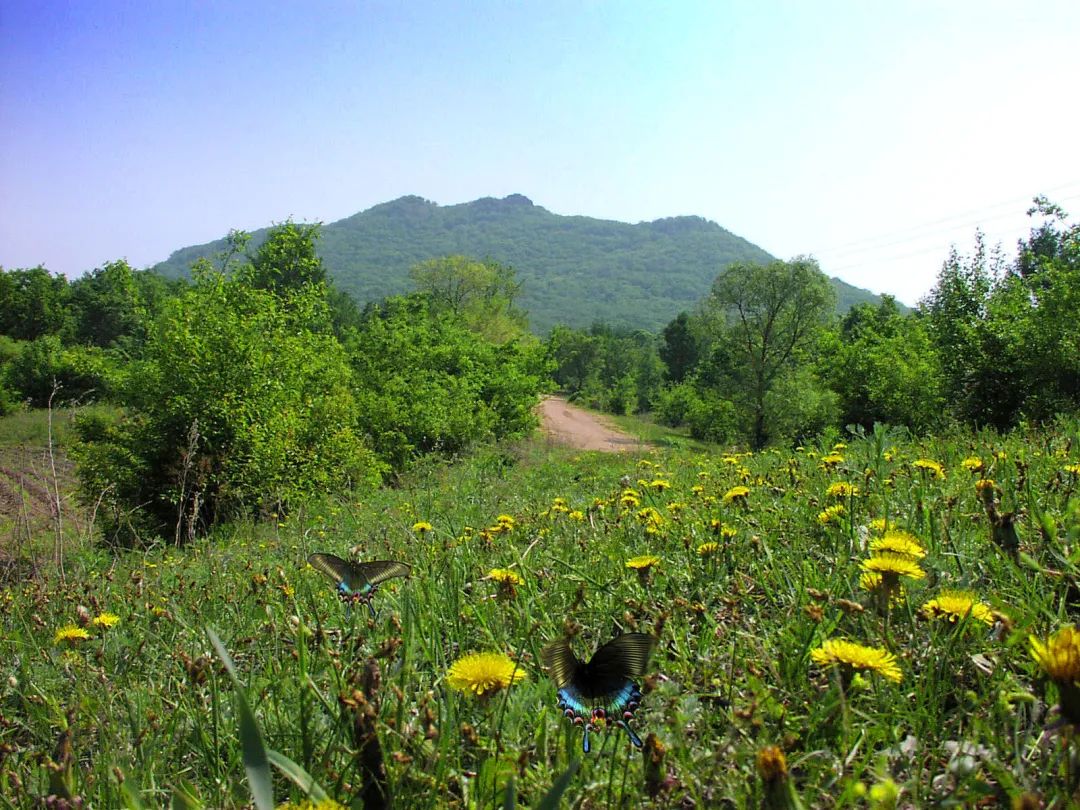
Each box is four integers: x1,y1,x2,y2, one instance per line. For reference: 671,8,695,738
307,553,411,618
541,632,655,753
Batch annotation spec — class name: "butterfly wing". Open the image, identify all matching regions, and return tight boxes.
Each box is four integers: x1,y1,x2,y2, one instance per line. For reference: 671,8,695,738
541,638,582,690
352,560,412,587
587,632,655,679
307,552,352,588
576,633,655,701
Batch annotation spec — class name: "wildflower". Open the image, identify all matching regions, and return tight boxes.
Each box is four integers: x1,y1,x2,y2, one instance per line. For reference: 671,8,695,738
496,515,515,530
649,479,671,492
568,510,585,521
487,568,523,599
723,486,750,505
92,612,120,629
691,484,705,496
869,530,926,559
1031,626,1080,723
1064,463,1080,475
620,489,641,508
276,798,349,809
921,591,994,626
817,504,845,525
550,497,570,514
868,778,900,810
446,652,527,698
868,518,888,533
912,458,945,479
54,624,90,645
826,482,859,498
697,541,720,557
861,553,926,583
811,638,902,683
859,572,906,606
412,521,433,535
626,555,661,571
961,456,984,473
709,519,737,538
820,453,844,467
636,507,664,534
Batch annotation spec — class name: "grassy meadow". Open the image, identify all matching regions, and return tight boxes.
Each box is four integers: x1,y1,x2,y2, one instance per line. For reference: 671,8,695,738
2,410,1080,808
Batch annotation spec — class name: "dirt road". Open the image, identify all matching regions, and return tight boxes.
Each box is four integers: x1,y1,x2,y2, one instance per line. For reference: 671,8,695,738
535,396,650,452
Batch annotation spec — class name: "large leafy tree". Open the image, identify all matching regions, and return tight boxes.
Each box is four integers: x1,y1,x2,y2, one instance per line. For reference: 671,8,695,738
706,258,835,448
409,255,528,343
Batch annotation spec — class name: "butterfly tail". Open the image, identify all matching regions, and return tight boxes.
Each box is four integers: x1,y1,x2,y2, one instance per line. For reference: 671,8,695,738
618,720,643,749
367,600,377,620
582,726,591,754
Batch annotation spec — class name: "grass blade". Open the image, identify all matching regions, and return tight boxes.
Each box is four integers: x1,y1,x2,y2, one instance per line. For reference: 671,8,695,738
207,627,274,810
536,759,579,810
266,749,330,802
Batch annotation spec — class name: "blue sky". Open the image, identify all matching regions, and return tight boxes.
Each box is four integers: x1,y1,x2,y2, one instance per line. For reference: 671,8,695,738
2,1,1079,304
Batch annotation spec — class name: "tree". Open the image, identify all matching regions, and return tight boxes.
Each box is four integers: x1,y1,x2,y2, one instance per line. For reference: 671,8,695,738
0,265,73,342
660,311,702,383
409,256,528,343
706,258,835,448
246,221,326,293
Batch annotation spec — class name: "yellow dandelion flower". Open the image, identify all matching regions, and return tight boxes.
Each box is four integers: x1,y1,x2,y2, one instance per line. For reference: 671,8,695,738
832,442,847,451
626,555,661,570
723,486,750,504
487,568,524,586
496,514,516,529
620,489,641,508
869,530,926,559
755,745,788,782
697,541,720,556
54,624,90,644
276,797,349,809
826,482,859,498
861,552,926,581
961,456,984,473
412,521,433,534
921,591,994,625
446,652,527,697
818,504,845,525
811,638,902,683
975,478,997,494
1064,463,1080,476
92,612,120,629
820,453,845,467
1030,626,1080,684
859,572,907,604
636,507,664,528
649,479,671,491
568,510,585,521
691,484,705,496
868,518,888,533
912,458,945,479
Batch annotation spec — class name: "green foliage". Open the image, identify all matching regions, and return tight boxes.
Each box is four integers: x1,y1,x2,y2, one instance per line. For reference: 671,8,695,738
704,257,836,448
152,194,891,333
243,221,327,293
659,311,702,383
549,324,664,415
74,264,383,546
0,265,73,341
922,200,1080,429
409,255,528,343
347,295,545,470
2,335,118,407
821,298,945,431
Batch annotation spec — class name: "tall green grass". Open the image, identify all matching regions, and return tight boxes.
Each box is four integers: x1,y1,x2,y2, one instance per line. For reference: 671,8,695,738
2,420,1080,807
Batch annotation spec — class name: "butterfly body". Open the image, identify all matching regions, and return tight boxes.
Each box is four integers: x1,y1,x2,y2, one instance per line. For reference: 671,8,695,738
542,633,654,753
308,553,410,619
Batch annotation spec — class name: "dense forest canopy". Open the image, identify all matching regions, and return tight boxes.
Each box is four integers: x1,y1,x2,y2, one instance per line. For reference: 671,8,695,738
151,194,894,333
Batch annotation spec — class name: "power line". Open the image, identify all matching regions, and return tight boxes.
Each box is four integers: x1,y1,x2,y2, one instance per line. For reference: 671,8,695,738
806,182,1080,257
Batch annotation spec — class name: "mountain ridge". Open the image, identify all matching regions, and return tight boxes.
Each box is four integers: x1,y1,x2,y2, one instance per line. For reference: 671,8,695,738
152,194,897,333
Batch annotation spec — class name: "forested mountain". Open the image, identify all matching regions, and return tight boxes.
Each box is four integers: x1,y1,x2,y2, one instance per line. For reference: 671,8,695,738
153,194,893,333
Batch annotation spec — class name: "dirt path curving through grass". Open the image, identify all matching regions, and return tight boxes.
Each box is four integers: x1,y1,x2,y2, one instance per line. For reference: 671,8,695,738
535,395,650,452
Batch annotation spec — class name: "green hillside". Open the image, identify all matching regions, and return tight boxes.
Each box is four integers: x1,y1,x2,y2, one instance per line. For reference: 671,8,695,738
153,194,894,333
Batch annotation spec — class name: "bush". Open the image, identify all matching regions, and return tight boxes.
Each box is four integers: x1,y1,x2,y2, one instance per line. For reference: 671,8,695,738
74,271,383,546
3,335,116,407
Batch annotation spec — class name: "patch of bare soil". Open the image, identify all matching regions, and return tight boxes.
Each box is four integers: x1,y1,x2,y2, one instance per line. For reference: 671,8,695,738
535,395,650,452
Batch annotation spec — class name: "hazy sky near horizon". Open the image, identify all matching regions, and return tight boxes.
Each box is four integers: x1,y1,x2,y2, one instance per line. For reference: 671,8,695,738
3,1,1079,305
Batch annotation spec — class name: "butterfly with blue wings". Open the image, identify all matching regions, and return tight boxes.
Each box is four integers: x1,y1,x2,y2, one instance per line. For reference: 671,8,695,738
307,553,411,618
541,632,655,753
